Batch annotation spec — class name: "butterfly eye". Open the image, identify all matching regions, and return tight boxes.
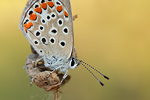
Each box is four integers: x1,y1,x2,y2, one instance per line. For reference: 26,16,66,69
71,58,75,66
69,58,77,69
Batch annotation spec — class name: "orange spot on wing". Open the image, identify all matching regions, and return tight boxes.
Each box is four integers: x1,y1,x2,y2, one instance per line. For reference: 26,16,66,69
29,13,37,20
56,6,63,12
47,2,54,8
64,11,68,17
40,3,47,9
34,7,42,13
24,23,30,29
24,27,27,33
24,22,33,29
28,22,33,26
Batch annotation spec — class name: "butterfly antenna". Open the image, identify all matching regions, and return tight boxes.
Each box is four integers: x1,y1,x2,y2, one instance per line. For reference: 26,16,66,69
80,63,105,86
76,59,109,80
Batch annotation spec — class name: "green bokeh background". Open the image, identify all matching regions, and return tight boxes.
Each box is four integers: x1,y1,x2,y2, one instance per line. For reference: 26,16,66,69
0,0,150,100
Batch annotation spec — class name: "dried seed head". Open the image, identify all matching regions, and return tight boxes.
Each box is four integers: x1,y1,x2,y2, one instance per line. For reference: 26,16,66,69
34,71,60,91
25,53,71,91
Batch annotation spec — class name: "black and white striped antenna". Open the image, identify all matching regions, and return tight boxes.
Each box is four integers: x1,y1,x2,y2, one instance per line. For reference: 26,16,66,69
76,59,109,86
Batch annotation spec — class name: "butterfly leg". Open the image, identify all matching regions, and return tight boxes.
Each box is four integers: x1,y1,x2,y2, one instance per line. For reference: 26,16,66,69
47,65,63,78
26,55,43,68
71,47,77,58
30,77,34,86
60,70,68,86
34,56,43,66
73,15,78,21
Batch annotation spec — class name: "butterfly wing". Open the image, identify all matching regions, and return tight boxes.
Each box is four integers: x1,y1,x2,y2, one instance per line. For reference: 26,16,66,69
53,0,74,60
20,0,74,62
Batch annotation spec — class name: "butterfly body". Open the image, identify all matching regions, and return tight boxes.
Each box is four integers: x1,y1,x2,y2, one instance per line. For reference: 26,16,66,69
20,0,78,82
21,0,109,86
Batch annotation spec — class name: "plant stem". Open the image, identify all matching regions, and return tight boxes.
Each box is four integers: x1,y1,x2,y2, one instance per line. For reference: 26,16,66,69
53,89,58,100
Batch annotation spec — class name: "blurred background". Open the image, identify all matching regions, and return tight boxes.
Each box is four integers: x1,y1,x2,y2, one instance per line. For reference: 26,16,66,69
0,0,150,100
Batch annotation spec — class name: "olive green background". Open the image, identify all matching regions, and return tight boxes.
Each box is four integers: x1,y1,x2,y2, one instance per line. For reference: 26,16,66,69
0,0,150,100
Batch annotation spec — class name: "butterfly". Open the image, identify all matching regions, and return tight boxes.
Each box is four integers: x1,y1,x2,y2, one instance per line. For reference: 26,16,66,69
20,0,109,86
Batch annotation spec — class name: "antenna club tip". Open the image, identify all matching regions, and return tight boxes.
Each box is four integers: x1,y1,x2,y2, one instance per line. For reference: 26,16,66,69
100,82,104,86
104,76,109,80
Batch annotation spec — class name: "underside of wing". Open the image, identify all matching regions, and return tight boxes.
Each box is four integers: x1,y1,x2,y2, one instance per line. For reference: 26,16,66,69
20,0,74,61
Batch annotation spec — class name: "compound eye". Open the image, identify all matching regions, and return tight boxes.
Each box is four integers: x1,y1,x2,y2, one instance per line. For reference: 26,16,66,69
71,58,75,66
69,58,77,69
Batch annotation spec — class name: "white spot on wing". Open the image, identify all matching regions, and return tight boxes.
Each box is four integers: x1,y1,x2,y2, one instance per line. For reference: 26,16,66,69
62,26,69,35
39,25,44,31
59,40,66,48
49,37,55,45
51,12,56,19
49,26,58,35
33,2,40,9
55,0,62,5
41,18,46,24
34,30,41,38
57,18,63,27
40,36,48,45
39,49,44,55
47,14,51,21
33,39,40,46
